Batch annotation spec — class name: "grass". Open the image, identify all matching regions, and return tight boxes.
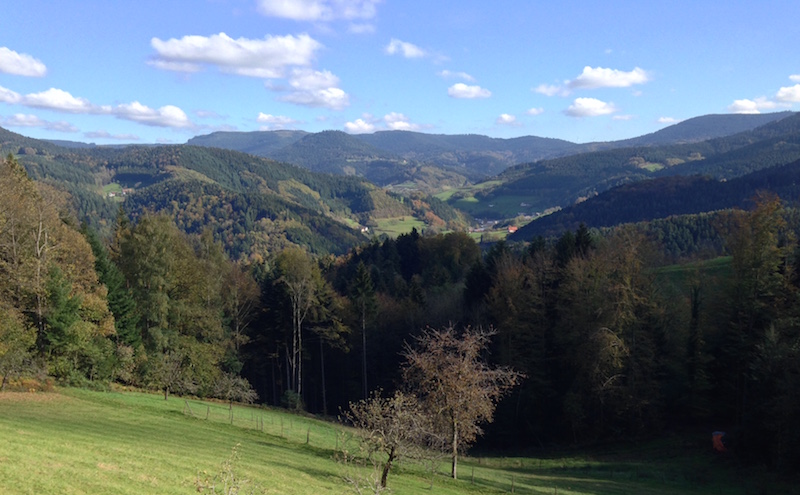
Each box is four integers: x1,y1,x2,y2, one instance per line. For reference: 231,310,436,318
1,388,793,495
372,216,427,237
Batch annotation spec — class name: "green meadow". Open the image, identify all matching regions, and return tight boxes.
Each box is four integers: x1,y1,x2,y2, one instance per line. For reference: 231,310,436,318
1,387,792,495
372,216,427,238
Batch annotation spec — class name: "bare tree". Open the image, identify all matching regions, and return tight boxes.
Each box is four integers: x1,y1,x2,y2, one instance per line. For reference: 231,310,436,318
345,390,441,488
402,325,522,479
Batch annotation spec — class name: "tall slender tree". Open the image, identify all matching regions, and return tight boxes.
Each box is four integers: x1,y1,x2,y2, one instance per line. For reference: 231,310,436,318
349,261,377,399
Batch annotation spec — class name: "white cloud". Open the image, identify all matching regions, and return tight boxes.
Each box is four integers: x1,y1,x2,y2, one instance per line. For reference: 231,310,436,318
256,0,381,21
526,107,544,116
612,114,634,121
790,75,800,83
114,101,193,128
150,32,322,78
0,47,47,77
23,88,100,114
84,130,140,141
0,85,22,104
565,97,618,117
775,84,800,103
385,39,426,59
438,70,475,82
567,66,650,89
0,84,194,129
447,83,491,99
496,114,520,126
728,97,778,114
257,112,301,129
1,113,78,132
658,117,680,124
276,68,350,110
384,112,420,131
344,118,376,133
533,83,567,97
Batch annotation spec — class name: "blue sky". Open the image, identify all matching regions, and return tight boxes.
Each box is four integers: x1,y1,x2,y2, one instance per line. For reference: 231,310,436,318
1,0,799,144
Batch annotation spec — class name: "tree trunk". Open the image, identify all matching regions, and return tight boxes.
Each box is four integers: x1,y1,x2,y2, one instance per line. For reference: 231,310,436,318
361,309,368,399
451,420,458,479
381,446,396,488
164,387,169,400
320,337,327,416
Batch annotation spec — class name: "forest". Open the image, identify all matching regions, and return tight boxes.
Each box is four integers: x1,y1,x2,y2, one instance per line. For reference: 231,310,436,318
3,149,800,474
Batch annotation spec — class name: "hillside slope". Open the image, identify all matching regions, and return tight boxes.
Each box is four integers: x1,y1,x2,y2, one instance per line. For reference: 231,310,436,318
509,157,800,241
2,127,466,257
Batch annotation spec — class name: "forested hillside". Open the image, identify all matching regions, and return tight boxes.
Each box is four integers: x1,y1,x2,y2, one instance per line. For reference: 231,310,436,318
0,127,470,257
510,158,800,242
451,112,800,218
188,113,791,188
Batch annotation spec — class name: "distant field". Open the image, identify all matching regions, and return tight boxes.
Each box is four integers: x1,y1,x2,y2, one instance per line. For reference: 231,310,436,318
1,387,791,495
372,216,426,237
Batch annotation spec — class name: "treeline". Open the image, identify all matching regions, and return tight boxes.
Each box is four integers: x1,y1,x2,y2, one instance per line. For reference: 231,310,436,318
270,202,799,470
0,154,259,402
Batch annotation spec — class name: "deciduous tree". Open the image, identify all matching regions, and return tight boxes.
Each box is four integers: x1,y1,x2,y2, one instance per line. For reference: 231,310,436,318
402,325,522,479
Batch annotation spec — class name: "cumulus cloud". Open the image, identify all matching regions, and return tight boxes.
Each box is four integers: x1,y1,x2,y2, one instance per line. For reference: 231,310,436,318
344,118,376,133
344,112,423,133
256,0,381,21
728,97,778,114
438,70,475,82
564,97,618,117
790,75,800,83
496,114,521,126
276,68,350,109
24,88,101,114
0,47,47,77
535,66,650,98
114,101,193,128
257,112,301,129
1,113,78,132
150,32,322,78
533,84,567,97
84,130,140,141
526,107,544,116
658,117,680,124
384,112,420,131
0,84,194,129
0,85,22,104
448,83,491,99
776,84,800,103
385,39,426,58
567,66,650,89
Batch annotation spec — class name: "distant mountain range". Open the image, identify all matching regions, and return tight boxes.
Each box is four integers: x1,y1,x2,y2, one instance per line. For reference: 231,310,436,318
450,112,800,219
6,109,799,254
186,112,794,188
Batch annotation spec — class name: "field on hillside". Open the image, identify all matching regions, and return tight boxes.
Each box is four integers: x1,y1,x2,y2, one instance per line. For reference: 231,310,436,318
1,388,794,495
372,216,426,237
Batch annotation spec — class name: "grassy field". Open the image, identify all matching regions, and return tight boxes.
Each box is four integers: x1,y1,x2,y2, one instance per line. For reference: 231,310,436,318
0,388,793,495
372,216,427,238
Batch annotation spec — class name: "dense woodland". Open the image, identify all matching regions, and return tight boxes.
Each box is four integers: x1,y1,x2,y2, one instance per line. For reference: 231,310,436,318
3,147,800,473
